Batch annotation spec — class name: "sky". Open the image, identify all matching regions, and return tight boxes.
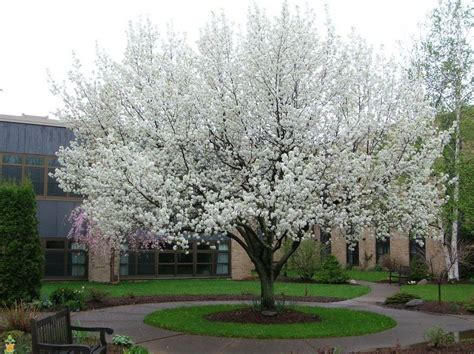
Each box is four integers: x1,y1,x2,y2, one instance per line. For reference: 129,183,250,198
0,0,439,118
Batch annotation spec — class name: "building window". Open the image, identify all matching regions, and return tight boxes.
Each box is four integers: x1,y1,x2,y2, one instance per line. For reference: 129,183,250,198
119,240,230,278
42,239,88,279
376,239,390,264
409,238,426,261
0,152,80,199
320,231,331,257
346,242,359,266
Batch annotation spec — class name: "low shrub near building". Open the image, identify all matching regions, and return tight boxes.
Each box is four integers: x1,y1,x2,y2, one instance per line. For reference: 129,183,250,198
0,181,43,305
314,255,348,284
409,256,429,281
424,326,455,348
2,301,38,333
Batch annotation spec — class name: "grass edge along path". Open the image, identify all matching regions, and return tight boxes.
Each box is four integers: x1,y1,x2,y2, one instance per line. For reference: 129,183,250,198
144,304,396,339
41,279,370,300
400,283,474,304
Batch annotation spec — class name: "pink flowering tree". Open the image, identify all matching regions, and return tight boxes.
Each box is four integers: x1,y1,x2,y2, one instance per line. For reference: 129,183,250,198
52,5,448,313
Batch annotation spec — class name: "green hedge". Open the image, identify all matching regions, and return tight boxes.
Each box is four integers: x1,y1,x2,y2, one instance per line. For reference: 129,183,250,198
0,181,43,305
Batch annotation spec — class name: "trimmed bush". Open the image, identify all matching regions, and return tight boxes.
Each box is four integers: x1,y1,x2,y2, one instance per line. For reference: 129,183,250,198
384,292,417,305
409,255,429,281
288,240,321,280
0,181,43,305
314,255,348,284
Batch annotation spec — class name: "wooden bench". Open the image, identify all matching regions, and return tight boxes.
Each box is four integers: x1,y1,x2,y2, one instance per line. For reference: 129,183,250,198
31,307,113,354
389,266,411,285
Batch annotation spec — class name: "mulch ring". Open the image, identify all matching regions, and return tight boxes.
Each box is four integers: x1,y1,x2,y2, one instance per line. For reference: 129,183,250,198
384,300,472,315
205,307,321,324
85,294,342,310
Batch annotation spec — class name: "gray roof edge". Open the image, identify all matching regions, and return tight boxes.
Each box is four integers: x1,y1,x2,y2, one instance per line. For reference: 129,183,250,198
0,113,67,127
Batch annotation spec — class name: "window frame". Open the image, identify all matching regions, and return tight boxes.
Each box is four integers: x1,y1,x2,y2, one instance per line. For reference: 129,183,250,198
0,152,82,201
42,238,88,280
120,240,231,279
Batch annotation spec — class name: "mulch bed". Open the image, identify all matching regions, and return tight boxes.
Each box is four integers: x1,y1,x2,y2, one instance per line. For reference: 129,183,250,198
357,341,474,353
85,294,342,310
206,307,321,324
384,301,473,315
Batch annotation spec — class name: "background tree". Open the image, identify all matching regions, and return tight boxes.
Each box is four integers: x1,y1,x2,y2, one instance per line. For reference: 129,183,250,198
413,0,473,280
52,5,448,313
0,181,43,305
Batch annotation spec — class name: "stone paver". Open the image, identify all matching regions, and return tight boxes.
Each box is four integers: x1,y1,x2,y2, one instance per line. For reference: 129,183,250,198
71,281,474,354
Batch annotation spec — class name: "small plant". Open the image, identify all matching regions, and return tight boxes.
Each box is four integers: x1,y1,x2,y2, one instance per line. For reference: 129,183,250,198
112,334,134,348
384,293,417,305
86,288,110,303
30,295,53,310
0,331,31,354
380,255,401,272
288,239,321,280
3,334,15,354
409,256,428,281
314,255,348,284
50,287,85,310
2,301,38,332
124,345,150,354
250,298,261,312
423,326,454,348
373,264,383,272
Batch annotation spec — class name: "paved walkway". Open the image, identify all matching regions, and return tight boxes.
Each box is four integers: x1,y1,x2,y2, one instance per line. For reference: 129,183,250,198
71,282,474,354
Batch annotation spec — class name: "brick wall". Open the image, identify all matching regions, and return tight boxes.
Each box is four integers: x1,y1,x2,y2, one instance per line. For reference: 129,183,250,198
230,236,254,280
88,248,120,283
331,229,347,265
359,228,376,269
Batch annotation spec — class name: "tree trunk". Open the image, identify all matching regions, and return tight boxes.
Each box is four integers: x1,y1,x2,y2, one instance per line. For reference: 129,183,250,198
449,103,461,281
259,268,276,313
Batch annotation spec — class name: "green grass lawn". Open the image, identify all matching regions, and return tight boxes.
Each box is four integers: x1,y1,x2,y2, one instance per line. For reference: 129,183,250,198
41,279,370,300
400,284,474,303
346,269,389,282
144,305,396,339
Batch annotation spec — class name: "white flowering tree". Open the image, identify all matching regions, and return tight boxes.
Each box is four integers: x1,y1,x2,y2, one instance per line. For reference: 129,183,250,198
52,5,448,313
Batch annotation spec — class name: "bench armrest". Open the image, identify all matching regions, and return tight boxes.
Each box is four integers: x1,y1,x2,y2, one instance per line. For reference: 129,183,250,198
38,342,93,353
71,325,113,345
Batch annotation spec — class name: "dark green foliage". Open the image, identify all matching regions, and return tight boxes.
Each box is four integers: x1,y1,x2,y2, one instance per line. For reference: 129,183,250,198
314,255,348,284
50,287,85,310
384,292,417,304
86,288,110,303
0,181,43,305
410,256,429,281
288,240,321,280
124,346,150,354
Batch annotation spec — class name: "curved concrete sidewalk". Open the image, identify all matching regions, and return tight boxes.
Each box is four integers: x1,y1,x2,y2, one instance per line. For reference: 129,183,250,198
71,281,474,354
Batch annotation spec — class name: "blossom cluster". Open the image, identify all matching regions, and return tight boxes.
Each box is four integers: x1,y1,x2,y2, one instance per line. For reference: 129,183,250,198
52,5,449,252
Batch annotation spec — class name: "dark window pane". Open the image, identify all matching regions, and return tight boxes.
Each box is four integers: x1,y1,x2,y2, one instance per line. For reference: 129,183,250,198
218,243,229,251
127,253,137,276
46,240,65,249
67,251,87,277
158,253,175,263
197,243,211,250
216,264,229,275
177,252,193,263
177,264,193,275
0,165,22,183
25,166,45,195
197,264,212,275
48,158,61,167
120,253,129,276
2,154,22,164
44,251,65,276
197,253,212,263
158,264,175,275
47,168,67,196
137,252,155,275
25,156,44,166
216,252,228,263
